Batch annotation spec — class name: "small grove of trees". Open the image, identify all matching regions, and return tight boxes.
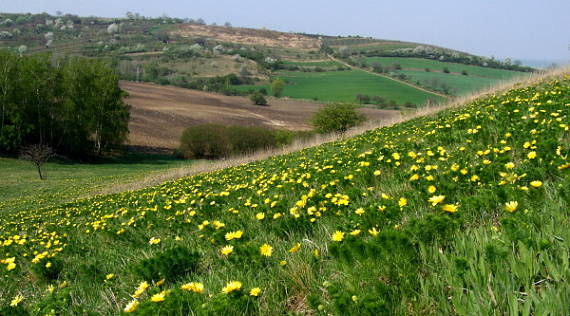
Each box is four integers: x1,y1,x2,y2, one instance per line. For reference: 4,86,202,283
311,103,365,134
0,51,130,158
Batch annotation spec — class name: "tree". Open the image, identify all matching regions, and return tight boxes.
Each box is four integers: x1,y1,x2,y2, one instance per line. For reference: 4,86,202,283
19,144,54,180
310,103,365,134
271,79,285,97
250,92,267,106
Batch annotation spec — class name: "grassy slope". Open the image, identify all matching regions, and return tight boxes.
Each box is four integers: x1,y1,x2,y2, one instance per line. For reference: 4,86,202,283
236,69,443,104
365,57,527,95
1,74,569,315
0,154,193,214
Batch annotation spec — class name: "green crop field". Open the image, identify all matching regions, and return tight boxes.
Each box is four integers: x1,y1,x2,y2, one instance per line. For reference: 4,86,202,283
0,154,193,214
365,57,526,79
282,60,343,67
364,57,529,95
235,69,443,105
1,72,569,315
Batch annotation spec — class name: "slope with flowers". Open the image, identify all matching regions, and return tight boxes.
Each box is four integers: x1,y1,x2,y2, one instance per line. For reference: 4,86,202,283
1,73,569,315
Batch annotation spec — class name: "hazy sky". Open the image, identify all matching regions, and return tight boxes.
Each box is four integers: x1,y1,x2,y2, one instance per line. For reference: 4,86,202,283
2,0,569,62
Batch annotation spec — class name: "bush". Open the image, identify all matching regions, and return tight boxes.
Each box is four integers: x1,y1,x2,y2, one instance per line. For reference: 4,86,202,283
443,67,450,73
178,124,231,159
250,92,267,106
461,70,468,75
271,78,285,97
311,103,365,134
178,125,311,159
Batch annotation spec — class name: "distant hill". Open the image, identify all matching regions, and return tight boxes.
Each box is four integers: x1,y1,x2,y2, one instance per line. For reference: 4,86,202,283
0,12,534,107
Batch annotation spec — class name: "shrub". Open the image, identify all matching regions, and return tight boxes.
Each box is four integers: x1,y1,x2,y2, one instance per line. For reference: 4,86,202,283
178,124,231,159
226,126,276,154
443,67,450,73
178,125,311,159
271,78,285,97
461,70,468,75
131,246,201,281
311,103,365,134
250,92,267,106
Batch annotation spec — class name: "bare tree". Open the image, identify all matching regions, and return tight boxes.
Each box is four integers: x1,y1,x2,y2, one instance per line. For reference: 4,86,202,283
19,144,54,180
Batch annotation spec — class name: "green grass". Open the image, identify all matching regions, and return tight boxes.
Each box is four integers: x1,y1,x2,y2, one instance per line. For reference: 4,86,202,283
0,154,193,214
364,57,529,95
400,70,500,95
366,57,525,79
1,73,569,315
281,60,343,67
235,69,443,105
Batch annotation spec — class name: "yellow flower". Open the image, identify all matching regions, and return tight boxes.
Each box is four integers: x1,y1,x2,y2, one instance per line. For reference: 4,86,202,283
280,260,287,266
442,204,458,213
427,185,437,193
105,273,115,280
249,287,262,296
349,229,361,236
288,243,301,253
124,299,139,313
155,278,165,286
255,212,265,220
527,151,537,159
373,170,381,176
530,180,543,188
6,262,16,271
149,237,161,245
225,230,244,241
354,208,365,215
505,162,515,169
181,282,204,293
428,195,445,206
222,281,242,294
45,262,52,268
150,291,167,302
133,281,150,298
260,244,273,257
331,231,344,242
220,245,234,256
398,197,408,207
10,294,23,307
504,201,518,213
368,227,379,237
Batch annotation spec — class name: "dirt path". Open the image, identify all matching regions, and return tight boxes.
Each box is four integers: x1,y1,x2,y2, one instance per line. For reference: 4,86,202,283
328,55,449,98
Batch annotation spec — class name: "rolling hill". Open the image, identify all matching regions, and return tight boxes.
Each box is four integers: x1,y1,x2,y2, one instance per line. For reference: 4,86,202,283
0,67,567,315
0,12,533,109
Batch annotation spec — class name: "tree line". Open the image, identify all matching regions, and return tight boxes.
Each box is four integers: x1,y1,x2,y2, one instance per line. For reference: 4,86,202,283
0,50,130,159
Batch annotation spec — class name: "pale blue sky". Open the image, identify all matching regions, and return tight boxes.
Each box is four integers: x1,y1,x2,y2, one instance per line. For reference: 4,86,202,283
2,0,569,62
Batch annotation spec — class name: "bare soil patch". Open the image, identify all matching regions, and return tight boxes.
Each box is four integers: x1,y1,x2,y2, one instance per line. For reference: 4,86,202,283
121,81,399,150
170,25,321,50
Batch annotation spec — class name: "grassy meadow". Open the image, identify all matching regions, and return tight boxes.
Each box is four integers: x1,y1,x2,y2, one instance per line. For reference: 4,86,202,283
1,71,569,315
365,57,528,95
0,154,193,214
236,69,443,105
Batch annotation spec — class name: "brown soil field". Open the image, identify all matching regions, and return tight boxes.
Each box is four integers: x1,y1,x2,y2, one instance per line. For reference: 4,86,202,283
121,81,399,151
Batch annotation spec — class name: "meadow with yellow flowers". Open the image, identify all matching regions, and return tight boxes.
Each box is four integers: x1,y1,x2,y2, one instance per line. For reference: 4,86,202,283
1,74,569,315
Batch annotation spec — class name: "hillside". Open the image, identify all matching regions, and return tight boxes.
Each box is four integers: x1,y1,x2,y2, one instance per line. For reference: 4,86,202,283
0,69,568,314
0,12,533,107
